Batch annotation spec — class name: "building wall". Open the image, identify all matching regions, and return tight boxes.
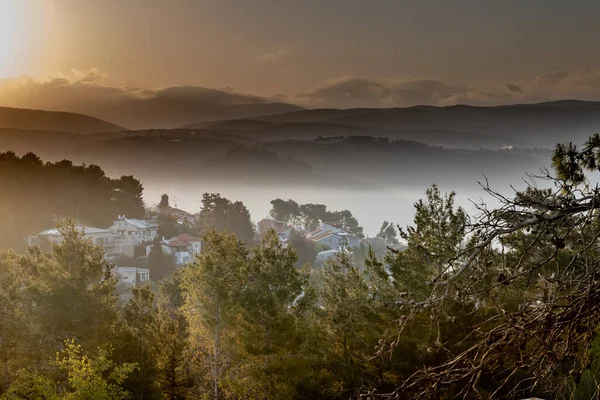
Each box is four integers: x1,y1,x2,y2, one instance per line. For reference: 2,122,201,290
32,230,134,261
109,220,158,245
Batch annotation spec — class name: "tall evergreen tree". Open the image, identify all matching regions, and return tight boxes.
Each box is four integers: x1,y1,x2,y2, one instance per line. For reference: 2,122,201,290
234,230,312,399
181,230,247,399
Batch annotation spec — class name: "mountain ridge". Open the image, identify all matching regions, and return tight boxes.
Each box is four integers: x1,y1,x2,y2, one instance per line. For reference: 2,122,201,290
180,100,600,149
0,107,124,134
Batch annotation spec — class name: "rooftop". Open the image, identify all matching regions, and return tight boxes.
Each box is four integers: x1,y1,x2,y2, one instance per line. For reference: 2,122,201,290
120,218,158,229
164,233,202,247
39,225,111,236
113,266,149,273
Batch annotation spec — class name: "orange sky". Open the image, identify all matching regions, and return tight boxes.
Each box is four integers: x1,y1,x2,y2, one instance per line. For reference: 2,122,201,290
2,0,600,109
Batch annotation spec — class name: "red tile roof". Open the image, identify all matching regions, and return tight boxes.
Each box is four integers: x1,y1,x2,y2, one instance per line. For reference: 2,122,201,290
165,233,202,247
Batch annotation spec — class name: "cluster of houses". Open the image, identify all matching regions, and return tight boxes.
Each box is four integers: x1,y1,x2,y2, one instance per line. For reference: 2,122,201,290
27,211,400,299
27,211,203,299
257,218,385,264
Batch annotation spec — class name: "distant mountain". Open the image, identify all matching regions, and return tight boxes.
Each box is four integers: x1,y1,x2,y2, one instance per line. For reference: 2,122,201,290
99,101,305,130
181,100,600,149
0,107,124,134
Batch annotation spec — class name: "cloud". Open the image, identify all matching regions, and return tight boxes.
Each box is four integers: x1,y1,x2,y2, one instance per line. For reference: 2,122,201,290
5,68,600,129
297,69,600,108
529,69,600,100
259,48,291,62
506,83,522,93
297,76,463,107
0,71,279,129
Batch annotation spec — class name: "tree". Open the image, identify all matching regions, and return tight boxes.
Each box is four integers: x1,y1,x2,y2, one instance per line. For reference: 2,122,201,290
55,339,137,400
153,305,190,400
0,250,31,391
287,230,319,267
147,238,177,281
391,136,600,398
159,194,170,210
269,199,365,237
116,285,163,399
158,213,181,240
233,231,312,399
181,230,247,399
377,221,399,245
269,199,301,224
196,193,255,243
317,252,381,395
0,369,56,400
395,184,467,282
2,341,137,400
0,152,145,250
27,222,119,362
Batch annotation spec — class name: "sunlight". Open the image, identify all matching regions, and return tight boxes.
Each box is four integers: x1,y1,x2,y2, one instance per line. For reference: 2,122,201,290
0,0,25,77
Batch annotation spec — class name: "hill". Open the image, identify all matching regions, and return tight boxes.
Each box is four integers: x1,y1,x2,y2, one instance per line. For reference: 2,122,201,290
102,101,305,130
0,107,124,134
181,100,600,149
0,127,551,192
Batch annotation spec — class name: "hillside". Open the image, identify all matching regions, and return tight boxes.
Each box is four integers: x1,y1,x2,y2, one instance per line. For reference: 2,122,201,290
181,100,600,149
100,101,305,130
0,127,551,192
0,107,124,134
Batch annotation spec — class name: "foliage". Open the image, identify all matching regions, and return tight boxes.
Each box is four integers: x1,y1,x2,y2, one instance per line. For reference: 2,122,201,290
181,230,248,399
147,238,177,281
0,151,145,250
158,194,170,210
377,221,399,245
287,230,319,267
196,193,255,243
270,199,364,237
55,339,137,400
158,213,181,240
6,138,600,399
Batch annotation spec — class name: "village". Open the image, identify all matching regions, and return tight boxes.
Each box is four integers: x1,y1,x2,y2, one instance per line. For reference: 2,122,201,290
26,204,403,301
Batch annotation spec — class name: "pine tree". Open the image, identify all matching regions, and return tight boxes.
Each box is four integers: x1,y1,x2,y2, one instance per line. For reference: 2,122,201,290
234,230,311,399
317,251,379,395
181,230,247,399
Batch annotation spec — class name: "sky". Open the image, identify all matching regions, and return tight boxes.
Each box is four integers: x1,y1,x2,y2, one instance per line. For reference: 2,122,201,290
2,0,600,112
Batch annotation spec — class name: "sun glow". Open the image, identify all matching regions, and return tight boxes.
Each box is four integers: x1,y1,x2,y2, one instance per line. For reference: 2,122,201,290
0,0,26,78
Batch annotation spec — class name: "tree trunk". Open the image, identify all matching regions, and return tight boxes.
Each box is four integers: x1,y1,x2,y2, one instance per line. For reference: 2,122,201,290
214,303,221,400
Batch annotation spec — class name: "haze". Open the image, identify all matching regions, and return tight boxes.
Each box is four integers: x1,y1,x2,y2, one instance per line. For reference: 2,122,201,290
0,0,599,234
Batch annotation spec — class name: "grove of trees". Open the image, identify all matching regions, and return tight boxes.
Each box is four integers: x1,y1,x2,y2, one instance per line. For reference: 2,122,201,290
0,151,145,250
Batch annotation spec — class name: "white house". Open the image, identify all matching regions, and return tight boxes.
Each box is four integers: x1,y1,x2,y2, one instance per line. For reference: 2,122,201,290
257,218,298,243
310,231,360,249
308,221,343,237
28,225,135,261
112,266,151,288
146,233,202,265
108,216,159,245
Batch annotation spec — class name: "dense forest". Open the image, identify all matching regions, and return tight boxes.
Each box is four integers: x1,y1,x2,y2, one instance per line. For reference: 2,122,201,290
2,136,600,399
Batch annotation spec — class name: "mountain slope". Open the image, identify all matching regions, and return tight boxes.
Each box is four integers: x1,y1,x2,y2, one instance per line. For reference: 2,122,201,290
0,107,124,134
108,102,305,130
184,100,600,148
